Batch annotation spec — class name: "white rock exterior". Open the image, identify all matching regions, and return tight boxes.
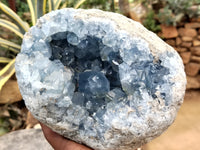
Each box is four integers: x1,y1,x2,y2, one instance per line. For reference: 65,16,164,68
15,9,186,150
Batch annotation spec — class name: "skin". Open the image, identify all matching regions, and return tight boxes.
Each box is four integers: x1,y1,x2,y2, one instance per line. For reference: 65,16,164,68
40,123,92,150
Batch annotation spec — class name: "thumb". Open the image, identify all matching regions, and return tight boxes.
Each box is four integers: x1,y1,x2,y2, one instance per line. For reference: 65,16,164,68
40,123,92,150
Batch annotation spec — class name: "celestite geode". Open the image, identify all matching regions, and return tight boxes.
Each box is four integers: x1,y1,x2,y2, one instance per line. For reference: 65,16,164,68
15,8,186,150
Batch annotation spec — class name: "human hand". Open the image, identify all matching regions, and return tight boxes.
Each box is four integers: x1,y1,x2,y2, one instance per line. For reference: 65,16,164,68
40,123,92,150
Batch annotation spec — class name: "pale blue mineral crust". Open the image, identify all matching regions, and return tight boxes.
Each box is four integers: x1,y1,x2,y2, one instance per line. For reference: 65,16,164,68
15,8,187,150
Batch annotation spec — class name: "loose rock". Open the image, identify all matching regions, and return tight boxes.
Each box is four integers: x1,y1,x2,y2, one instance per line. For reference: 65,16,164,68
185,22,200,29
0,129,53,150
185,63,200,76
180,52,191,64
174,47,188,53
181,42,192,48
186,76,200,89
178,28,197,37
190,47,200,56
191,56,200,63
193,40,200,46
161,25,178,39
182,36,193,42
0,80,22,104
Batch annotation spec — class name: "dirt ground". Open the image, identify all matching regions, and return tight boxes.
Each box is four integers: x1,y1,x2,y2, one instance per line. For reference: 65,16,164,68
144,90,200,150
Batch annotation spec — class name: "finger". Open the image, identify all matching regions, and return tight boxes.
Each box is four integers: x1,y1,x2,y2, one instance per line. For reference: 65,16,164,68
40,123,92,150
40,123,65,149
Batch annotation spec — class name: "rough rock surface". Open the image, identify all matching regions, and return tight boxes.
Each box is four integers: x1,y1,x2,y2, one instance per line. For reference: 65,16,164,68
0,129,53,150
15,8,187,150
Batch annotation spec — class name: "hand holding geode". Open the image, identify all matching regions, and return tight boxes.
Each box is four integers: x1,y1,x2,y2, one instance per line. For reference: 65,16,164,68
15,9,186,150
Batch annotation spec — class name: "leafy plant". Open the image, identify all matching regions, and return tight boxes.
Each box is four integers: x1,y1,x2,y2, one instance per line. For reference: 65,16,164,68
16,0,30,17
141,0,200,26
157,6,179,26
0,104,26,136
158,0,200,25
0,0,86,92
165,0,193,14
143,10,161,33
81,0,113,11
0,117,9,136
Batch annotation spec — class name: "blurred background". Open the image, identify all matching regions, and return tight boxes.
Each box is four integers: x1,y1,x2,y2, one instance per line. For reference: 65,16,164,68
0,0,200,150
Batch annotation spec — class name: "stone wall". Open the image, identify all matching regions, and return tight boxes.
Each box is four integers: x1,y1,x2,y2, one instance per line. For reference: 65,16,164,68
161,22,200,90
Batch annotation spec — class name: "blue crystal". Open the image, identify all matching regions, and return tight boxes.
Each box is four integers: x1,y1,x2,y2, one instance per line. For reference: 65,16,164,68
67,32,79,45
76,36,100,60
52,32,67,40
100,46,113,61
72,92,85,106
84,97,106,115
78,71,110,96
106,88,126,102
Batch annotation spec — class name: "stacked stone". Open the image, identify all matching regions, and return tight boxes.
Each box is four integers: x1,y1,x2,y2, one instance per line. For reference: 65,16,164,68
161,22,200,90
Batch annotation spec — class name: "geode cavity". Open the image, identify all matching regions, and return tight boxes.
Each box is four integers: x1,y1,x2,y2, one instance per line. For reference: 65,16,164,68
15,8,186,150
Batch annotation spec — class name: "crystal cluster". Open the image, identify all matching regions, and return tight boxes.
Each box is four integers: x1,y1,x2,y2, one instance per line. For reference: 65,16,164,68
15,8,187,150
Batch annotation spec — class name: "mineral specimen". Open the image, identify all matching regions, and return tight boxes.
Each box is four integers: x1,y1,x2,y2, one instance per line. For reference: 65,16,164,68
15,8,187,150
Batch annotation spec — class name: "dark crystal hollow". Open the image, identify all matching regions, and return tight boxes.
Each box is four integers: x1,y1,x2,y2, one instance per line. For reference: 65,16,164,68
49,31,170,115
49,32,123,114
